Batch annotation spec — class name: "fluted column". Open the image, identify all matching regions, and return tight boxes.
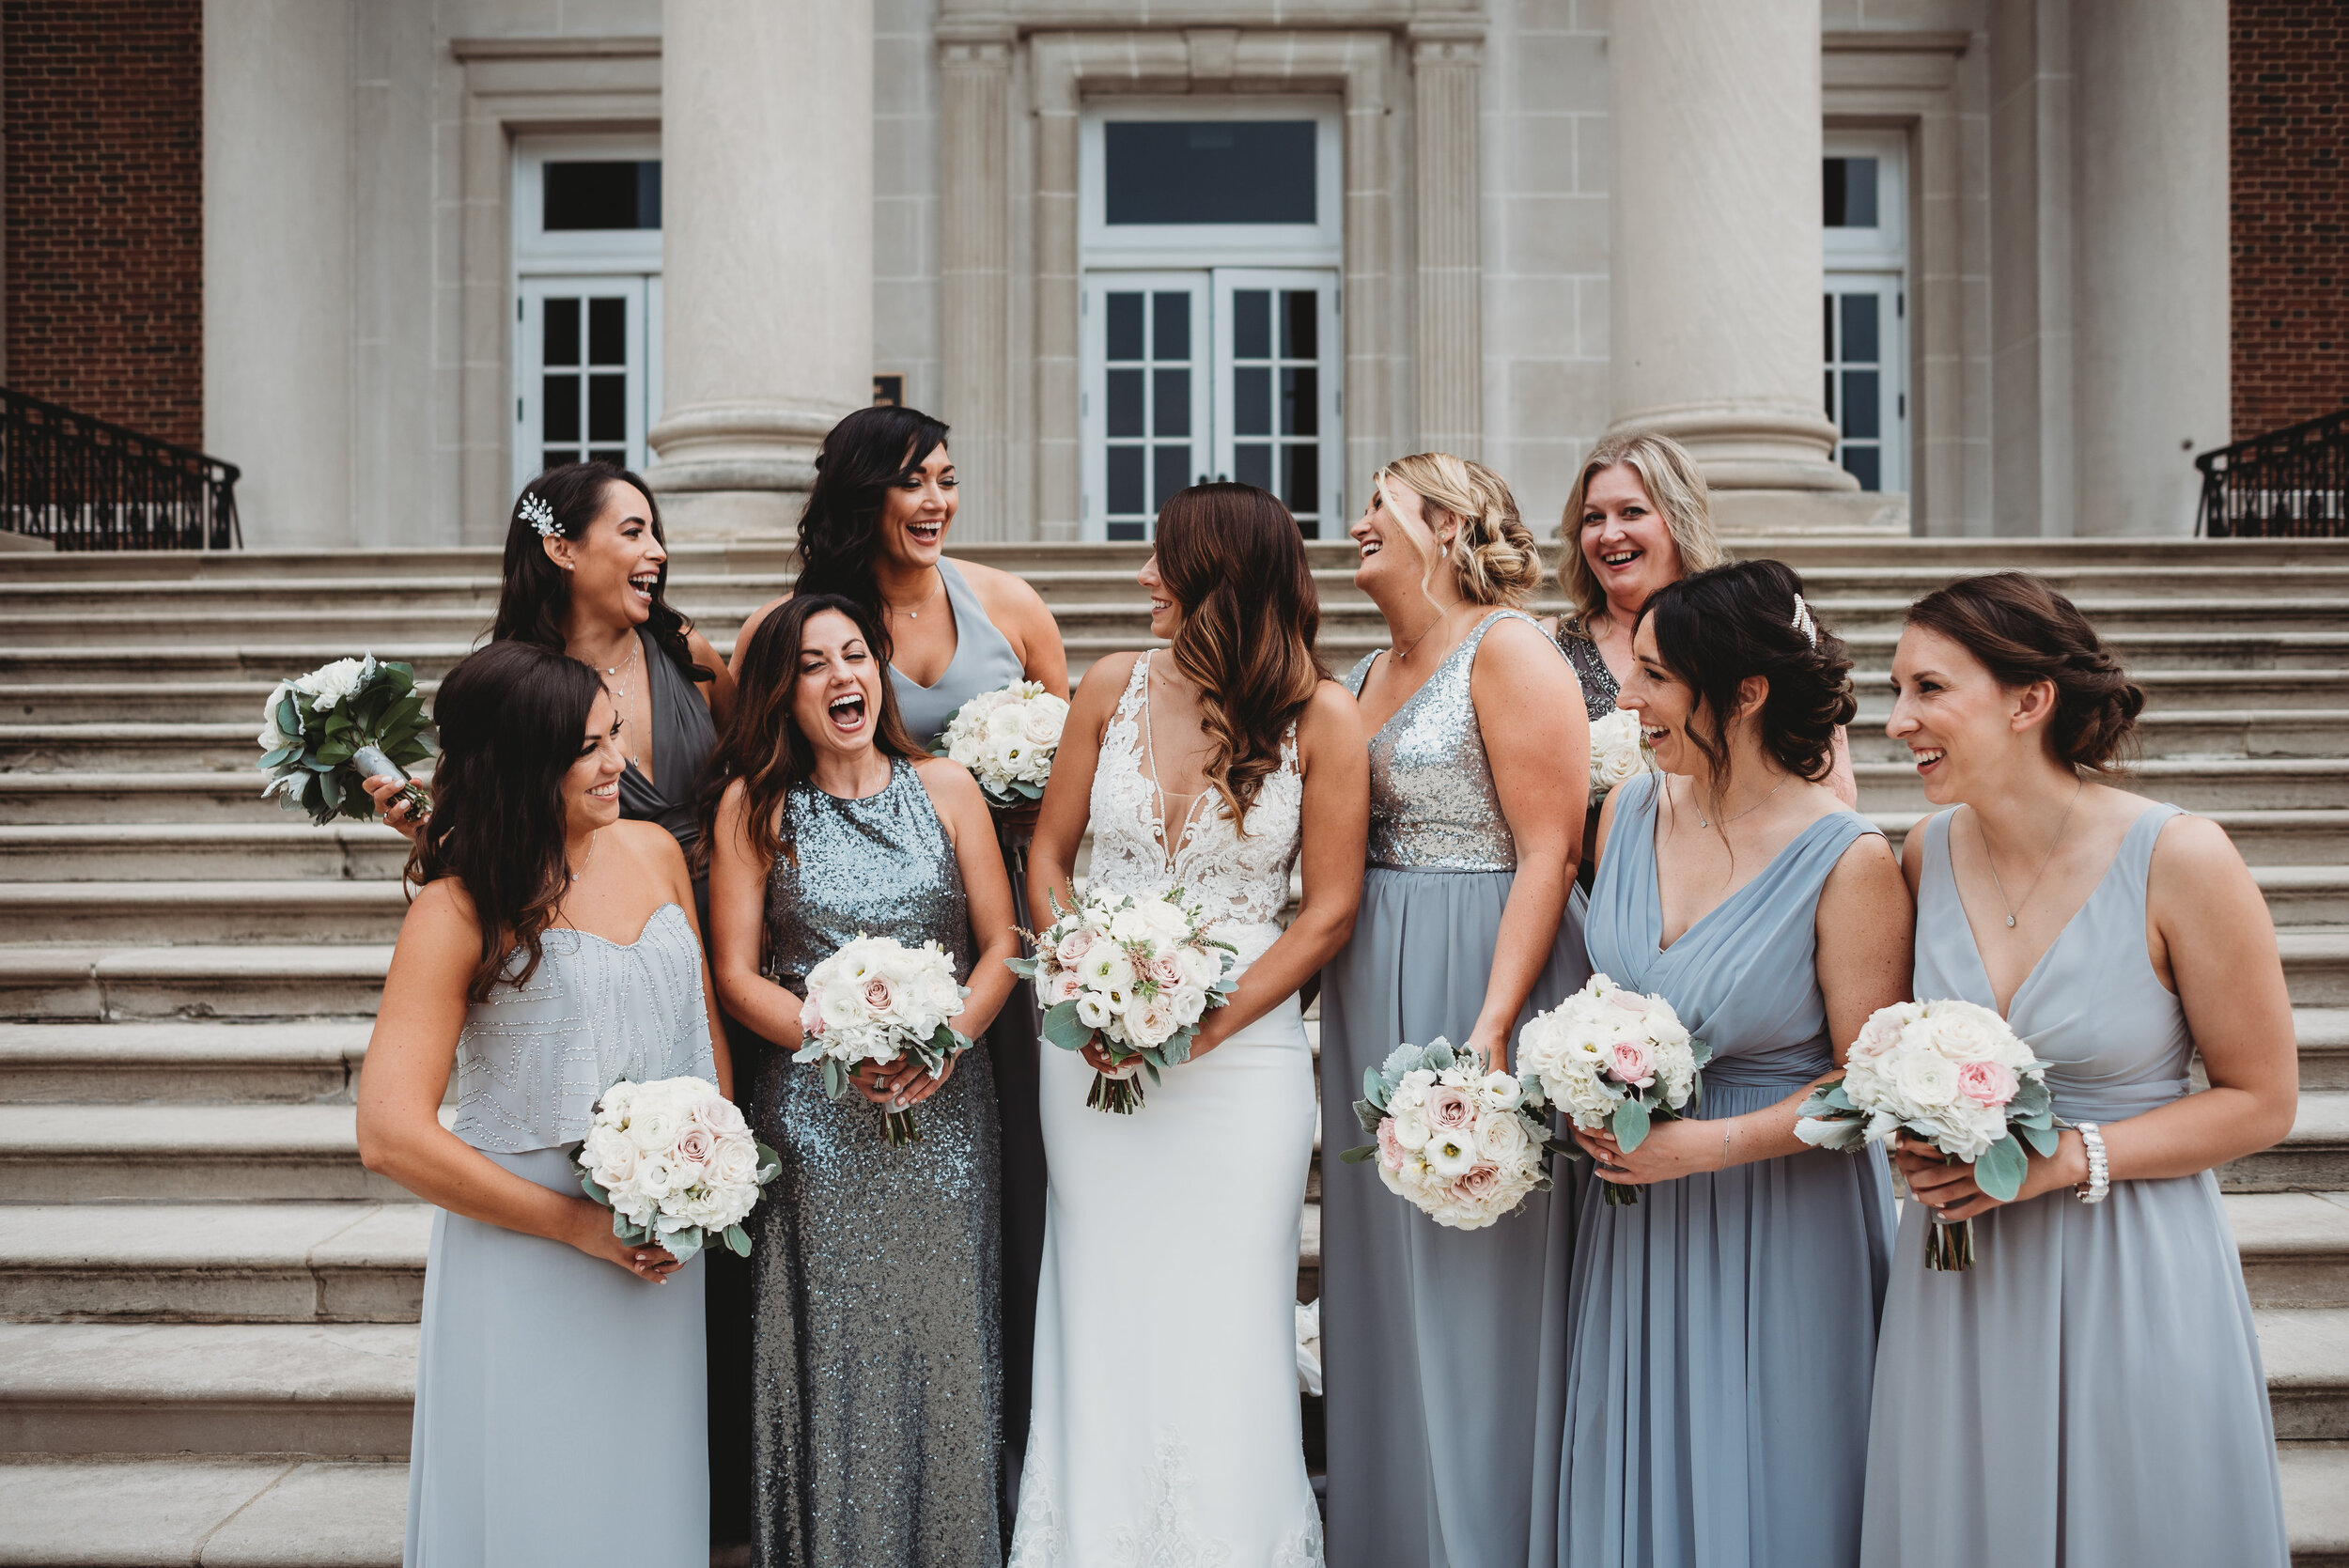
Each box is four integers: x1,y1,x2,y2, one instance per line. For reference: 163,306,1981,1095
1610,0,1875,529
646,0,873,538
1412,23,1483,458
937,23,1015,539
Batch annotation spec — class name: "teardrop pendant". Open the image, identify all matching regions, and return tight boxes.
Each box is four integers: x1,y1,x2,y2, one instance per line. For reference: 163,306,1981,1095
2005,915,2017,928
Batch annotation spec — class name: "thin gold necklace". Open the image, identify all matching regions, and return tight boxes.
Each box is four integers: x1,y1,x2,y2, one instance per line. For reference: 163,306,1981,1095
568,827,599,884
1697,775,1790,831
1976,779,2085,928
886,567,944,621
1391,599,1462,665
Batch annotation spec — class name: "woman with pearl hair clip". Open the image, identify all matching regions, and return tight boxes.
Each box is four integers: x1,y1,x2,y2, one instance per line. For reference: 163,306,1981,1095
1317,452,1591,1568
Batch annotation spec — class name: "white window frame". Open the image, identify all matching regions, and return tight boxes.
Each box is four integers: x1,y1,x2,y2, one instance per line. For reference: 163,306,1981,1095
1210,269,1344,533
1081,272,1214,542
1080,99,1344,270
512,133,663,274
1823,130,1908,495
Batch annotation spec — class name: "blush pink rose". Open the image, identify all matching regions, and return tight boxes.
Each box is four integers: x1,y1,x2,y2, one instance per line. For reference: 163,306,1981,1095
1957,1060,2020,1109
800,996,825,1037
675,1126,715,1166
1147,954,1183,988
1376,1118,1408,1172
1424,1085,1476,1132
1047,970,1083,1005
1056,927,1095,966
860,974,898,1014
1451,1164,1504,1205
1606,1039,1656,1088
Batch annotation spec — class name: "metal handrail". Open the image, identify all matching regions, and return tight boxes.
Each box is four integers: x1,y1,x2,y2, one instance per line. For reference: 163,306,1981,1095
0,385,241,550
2196,408,2349,538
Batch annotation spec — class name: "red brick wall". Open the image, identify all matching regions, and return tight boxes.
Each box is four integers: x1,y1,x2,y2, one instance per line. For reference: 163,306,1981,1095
2232,0,2349,439
3,0,203,447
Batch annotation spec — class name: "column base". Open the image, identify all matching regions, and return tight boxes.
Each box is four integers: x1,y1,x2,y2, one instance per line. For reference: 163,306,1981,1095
1608,401,1859,493
650,488,808,541
644,400,844,541
1711,489,1912,538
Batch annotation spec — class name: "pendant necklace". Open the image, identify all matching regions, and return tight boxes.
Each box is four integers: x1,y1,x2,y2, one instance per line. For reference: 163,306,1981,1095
568,828,599,884
891,568,944,621
1391,599,1459,666
1979,778,2084,928
1697,775,1789,831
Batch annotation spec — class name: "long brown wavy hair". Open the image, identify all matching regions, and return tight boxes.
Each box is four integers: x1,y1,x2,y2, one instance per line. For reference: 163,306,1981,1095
693,594,923,870
1152,483,1326,831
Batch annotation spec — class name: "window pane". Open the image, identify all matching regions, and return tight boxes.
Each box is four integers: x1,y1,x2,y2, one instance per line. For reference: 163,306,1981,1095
1234,366,1271,436
1822,293,1834,359
1282,443,1319,516
1152,293,1190,361
1108,446,1144,515
1153,369,1190,436
544,161,661,231
588,298,627,365
1107,293,1145,362
588,448,627,466
1234,290,1270,360
1109,520,1146,541
544,299,580,366
1839,294,1879,365
543,375,580,442
1154,445,1192,510
543,447,579,471
1822,157,1878,228
1824,369,1835,422
1236,443,1273,489
587,373,627,442
1281,290,1317,360
1282,367,1318,437
1104,121,1316,225
1841,444,1882,490
1107,369,1144,438
1841,371,1881,439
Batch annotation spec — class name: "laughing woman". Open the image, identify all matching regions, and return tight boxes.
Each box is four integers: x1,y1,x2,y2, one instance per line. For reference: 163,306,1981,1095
1863,573,2294,1568
704,594,1020,1568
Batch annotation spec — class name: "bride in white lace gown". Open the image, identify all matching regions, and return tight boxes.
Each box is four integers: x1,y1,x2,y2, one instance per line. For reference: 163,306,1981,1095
1011,485,1368,1567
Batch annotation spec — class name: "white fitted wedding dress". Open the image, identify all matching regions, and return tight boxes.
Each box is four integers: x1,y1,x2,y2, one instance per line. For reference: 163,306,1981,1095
1009,652,1325,1567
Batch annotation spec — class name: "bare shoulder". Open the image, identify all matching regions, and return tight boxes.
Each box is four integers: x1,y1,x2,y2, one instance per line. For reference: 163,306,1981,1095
1479,612,1563,662
956,557,1050,615
911,752,985,813
2148,809,2252,890
612,818,689,875
1828,821,1906,893
736,595,788,645
1072,649,1143,712
684,626,726,665
407,874,478,932
1298,678,1368,747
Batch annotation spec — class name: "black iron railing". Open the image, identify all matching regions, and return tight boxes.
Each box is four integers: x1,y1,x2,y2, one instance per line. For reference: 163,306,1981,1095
2196,407,2349,537
0,386,241,550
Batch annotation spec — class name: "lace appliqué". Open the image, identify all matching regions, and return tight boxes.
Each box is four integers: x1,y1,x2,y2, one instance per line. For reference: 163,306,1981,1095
1090,653,1304,964
1006,1461,1066,1568
1107,1431,1235,1568
1273,1504,1326,1568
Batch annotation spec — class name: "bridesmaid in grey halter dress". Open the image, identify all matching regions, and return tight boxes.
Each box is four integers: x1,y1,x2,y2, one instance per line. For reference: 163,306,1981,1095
1541,562,1911,1568
1319,456,1590,1568
1863,574,2295,1568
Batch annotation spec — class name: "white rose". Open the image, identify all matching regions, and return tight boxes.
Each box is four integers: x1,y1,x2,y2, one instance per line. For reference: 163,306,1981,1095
627,1103,678,1153
1137,899,1193,944
708,1136,760,1188
1021,696,1068,746
1128,996,1180,1048
1108,908,1152,943
295,657,371,713
1924,1001,2013,1063
986,703,1028,739
1889,1048,1962,1109
1475,1110,1532,1163
1174,945,1221,989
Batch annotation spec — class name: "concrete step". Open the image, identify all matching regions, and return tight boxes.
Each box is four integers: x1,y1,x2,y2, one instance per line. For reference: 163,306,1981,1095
0,1203,429,1325
2232,1194,2349,1309
0,823,408,883
1871,810,2349,869
2263,1308,2349,1442
0,1022,371,1104
0,769,305,825
1856,759,2349,814
1853,669,2349,715
0,883,410,945
2261,869,2349,927
0,1455,407,1567
2281,1443,2349,1568
2225,1091,2349,1192
0,1322,416,1458
0,1103,414,1202
2,678,363,724
2302,1010,2349,1092
1849,710,2349,765
2281,931,2349,1008
0,944,391,1022
0,722,299,773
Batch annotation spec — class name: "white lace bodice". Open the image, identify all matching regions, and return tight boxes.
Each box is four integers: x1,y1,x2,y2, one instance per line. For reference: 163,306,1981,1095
1089,651,1304,964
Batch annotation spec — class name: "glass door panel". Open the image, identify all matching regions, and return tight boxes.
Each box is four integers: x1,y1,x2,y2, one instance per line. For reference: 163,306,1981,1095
1083,272,1211,541
516,275,651,492
1823,272,1906,494
1212,269,1341,537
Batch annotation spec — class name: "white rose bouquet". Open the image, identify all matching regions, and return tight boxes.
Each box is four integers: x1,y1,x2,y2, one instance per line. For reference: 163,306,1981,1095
256,654,435,826
1587,707,1650,807
1517,972,1711,1205
1795,998,2057,1271
574,1076,780,1265
932,680,1070,808
1339,1037,1567,1231
1009,884,1237,1113
794,933,972,1145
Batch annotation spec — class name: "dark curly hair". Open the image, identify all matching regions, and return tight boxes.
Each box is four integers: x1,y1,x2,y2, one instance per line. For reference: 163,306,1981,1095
1638,558,1856,793
490,461,709,686
1904,571,2144,773
406,641,606,1002
790,404,953,632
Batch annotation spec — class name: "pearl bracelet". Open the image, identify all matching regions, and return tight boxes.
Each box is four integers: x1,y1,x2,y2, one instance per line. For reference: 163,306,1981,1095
2073,1122,2110,1205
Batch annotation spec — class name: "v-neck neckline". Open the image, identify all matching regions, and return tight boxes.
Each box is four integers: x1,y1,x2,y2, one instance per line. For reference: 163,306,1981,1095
890,565,966,694
1646,778,1843,955
1943,804,2144,1022
1361,611,1502,742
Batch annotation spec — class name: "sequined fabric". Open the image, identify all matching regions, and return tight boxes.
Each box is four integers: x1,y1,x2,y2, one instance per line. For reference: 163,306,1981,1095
1554,615,1623,719
450,901,717,1153
751,758,1003,1568
1344,611,1538,871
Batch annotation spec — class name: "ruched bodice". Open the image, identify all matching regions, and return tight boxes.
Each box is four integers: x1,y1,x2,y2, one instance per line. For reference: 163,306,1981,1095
1343,610,1532,872
1584,771,1880,1093
761,759,974,997
1915,803,2191,1121
890,560,1027,749
616,629,717,853
450,901,717,1154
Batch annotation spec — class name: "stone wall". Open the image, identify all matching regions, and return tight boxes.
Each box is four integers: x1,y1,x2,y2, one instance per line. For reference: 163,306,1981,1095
2231,0,2348,439
3,0,203,445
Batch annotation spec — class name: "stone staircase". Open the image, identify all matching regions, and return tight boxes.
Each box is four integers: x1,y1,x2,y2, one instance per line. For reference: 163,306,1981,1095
0,537,2344,1564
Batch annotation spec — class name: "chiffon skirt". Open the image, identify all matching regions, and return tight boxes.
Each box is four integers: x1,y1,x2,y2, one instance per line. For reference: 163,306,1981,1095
1536,1078,1896,1568
1859,1168,2287,1567
405,1146,708,1567
1316,866,1592,1568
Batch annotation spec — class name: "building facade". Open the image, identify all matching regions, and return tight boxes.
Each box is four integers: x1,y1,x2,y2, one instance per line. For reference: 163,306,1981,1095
2,0,2340,548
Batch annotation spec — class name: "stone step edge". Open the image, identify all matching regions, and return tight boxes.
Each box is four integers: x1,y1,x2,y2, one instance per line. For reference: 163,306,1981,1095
0,1455,409,1568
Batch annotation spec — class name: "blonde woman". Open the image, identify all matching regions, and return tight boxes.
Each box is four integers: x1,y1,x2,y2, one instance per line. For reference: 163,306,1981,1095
1318,453,1591,1568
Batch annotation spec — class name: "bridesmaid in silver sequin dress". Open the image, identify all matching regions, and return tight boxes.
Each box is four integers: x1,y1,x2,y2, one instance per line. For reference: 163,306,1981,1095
707,594,1022,1568
1318,456,1590,1568
357,643,731,1567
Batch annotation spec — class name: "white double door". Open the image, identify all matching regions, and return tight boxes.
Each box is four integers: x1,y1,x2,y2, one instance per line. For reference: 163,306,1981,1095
1081,269,1343,540
514,274,663,490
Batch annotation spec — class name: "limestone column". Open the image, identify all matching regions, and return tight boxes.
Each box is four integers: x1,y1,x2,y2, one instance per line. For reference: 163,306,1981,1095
1608,0,1881,532
1412,23,1484,458
647,0,874,538
937,23,1016,540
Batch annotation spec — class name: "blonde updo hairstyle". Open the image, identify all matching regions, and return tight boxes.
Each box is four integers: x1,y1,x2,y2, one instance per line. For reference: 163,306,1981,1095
1372,451,1543,609
1556,431,1726,625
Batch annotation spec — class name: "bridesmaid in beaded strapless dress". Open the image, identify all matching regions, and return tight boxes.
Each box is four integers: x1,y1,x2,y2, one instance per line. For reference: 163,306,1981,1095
706,594,1021,1568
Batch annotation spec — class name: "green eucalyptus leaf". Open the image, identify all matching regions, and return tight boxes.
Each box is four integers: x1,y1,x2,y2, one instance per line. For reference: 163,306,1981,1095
1613,1096,1652,1153
1973,1133,2028,1202
2016,1121,2061,1158
1042,1001,1094,1052
1338,1143,1378,1164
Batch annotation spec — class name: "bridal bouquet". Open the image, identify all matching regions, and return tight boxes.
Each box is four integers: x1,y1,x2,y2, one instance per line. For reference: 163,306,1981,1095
1517,973,1710,1205
256,654,435,826
795,934,972,1145
1339,1038,1566,1230
1795,999,2056,1271
574,1076,780,1264
1011,885,1237,1113
933,680,1069,808
1587,708,1650,807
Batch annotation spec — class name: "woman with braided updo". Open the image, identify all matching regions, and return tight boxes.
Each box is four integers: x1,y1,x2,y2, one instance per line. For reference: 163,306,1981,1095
1316,452,1592,1568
